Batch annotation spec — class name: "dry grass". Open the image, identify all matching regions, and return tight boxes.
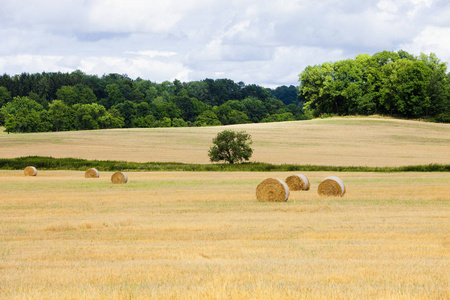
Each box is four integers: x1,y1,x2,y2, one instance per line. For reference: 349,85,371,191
0,117,449,166
0,170,448,299
0,117,449,298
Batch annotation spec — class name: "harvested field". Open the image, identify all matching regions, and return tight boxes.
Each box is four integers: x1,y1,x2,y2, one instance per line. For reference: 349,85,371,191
1,117,449,167
0,170,448,299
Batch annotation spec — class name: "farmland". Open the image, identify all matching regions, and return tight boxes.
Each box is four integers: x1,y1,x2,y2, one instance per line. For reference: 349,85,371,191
1,116,449,167
0,117,449,299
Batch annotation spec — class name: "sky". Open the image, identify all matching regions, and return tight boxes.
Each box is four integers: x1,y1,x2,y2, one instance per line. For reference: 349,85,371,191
0,0,449,88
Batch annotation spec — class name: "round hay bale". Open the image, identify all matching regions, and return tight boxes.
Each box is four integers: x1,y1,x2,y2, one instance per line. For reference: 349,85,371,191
85,168,99,178
318,176,345,197
24,166,37,176
111,172,127,184
256,178,289,202
285,174,310,191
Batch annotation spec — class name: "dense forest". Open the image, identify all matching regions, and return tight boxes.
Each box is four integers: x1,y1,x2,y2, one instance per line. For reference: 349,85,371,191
0,50,449,133
0,72,301,132
299,51,450,122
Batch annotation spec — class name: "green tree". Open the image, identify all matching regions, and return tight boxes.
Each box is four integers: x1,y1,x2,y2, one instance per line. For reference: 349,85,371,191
419,53,449,119
153,117,172,127
0,86,12,125
171,118,188,127
185,81,209,102
76,84,97,104
135,102,150,118
264,97,285,115
379,59,432,117
212,104,250,125
261,112,295,123
227,109,250,124
105,83,124,108
1,96,45,132
73,103,123,130
150,97,182,121
56,86,79,106
208,130,253,164
114,100,137,128
0,86,12,108
242,97,268,122
98,111,125,129
172,90,197,122
37,109,52,132
133,114,156,128
268,85,299,105
28,91,48,109
48,100,75,131
285,103,303,119
144,86,158,102
298,50,449,120
194,110,222,126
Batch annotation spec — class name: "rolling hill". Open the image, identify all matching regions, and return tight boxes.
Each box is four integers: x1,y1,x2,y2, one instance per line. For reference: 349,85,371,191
1,116,449,167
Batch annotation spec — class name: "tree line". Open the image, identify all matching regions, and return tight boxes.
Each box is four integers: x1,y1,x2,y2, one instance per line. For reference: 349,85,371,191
299,50,450,122
0,71,301,133
1,49,448,133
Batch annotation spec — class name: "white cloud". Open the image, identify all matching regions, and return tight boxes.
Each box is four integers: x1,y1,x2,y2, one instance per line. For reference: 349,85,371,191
400,25,450,62
78,55,190,82
0,55,76,74
88,1,176,33
126,51,177,58
0,0,449,87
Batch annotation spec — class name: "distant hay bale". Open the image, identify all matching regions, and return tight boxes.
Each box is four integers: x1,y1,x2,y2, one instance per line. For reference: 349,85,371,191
318,176,345,197
256,178,289,202
85,168,99,178
111,172,127,184
285,174,310,191
24,166,37,176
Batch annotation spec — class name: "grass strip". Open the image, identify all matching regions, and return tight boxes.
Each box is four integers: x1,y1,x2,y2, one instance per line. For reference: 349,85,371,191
0,156,448,172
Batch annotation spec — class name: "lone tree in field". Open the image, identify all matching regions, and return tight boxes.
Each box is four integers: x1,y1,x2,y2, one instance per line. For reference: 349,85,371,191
208,130,253,164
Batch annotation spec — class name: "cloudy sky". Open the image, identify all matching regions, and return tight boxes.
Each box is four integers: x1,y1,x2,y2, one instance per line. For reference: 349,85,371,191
1,0,449,87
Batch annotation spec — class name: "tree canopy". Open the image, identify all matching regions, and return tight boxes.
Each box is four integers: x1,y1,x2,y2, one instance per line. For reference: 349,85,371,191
0,72,303,133
1,50,449,134
208,130,253,164
298,51,450,122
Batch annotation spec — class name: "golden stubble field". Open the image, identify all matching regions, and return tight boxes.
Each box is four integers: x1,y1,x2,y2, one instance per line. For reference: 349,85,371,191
1,116,449,166
0,170,449,299
0,117,449,299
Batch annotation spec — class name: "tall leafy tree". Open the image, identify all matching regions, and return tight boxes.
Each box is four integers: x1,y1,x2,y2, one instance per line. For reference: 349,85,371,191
1,96,45,132
56,86,79,106
114,100,137,128
73,103,123,130
208,130,253,164
268,85,299,105
105,83,124,108
194,110,222,126
76,84,97,104
48,100,75,131
172,90,197,122
299,50,449,121
0,86,12,108
242,97,269,122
